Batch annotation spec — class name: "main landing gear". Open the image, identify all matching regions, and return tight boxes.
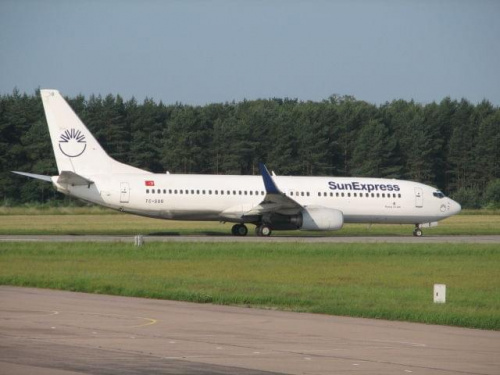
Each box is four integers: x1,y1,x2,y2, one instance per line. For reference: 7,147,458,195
413,224,423,237
231,224,248,236
255,224,272,237
230,223,272,237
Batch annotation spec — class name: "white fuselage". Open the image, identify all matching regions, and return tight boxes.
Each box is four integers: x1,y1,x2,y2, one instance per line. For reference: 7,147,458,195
53,173,461,226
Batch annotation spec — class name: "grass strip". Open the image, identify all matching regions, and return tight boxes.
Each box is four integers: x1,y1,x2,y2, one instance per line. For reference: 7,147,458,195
0,213,499,235
1,242,498,330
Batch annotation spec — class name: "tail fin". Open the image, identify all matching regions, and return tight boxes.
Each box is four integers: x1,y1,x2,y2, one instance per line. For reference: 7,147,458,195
40,89,149,176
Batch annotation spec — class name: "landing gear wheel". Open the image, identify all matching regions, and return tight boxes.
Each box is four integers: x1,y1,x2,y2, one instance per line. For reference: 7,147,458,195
413,228,423,237
256,225,272,237
231,224,248,236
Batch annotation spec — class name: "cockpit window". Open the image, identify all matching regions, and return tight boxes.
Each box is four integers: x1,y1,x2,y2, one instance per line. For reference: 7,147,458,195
433,191,445,199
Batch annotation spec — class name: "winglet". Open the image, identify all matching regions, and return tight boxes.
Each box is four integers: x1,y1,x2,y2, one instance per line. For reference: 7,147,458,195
259,163,281,194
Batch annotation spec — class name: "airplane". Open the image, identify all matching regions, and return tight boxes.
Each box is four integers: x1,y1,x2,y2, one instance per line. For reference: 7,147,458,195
13,89,461,237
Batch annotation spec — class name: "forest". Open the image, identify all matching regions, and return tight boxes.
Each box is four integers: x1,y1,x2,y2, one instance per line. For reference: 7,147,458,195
0,89,499,208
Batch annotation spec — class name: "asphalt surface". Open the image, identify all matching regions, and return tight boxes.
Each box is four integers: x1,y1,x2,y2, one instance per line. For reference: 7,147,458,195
1,234,500,243
1,286,499,375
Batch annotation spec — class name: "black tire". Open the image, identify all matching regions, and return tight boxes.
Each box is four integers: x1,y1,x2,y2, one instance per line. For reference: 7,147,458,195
235,224,248,236
259,225,272,237
255,224,273,237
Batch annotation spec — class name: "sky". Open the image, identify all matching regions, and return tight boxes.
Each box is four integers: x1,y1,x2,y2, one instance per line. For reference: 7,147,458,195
1,0,499,106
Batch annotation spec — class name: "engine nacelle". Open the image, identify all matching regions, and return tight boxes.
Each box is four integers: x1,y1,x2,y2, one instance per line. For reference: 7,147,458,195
299,206,344,231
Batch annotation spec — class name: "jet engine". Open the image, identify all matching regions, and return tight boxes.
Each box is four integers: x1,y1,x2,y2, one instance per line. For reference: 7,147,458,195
298,206,344,231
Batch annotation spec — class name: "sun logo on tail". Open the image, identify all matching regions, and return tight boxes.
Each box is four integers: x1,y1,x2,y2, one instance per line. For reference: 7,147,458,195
59,129,87,157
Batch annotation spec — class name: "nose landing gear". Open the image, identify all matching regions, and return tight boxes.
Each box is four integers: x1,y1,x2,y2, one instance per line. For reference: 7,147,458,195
413,224,423,237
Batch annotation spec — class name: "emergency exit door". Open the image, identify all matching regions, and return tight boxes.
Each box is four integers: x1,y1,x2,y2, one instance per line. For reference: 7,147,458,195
120,182,130,203
414,187,423,208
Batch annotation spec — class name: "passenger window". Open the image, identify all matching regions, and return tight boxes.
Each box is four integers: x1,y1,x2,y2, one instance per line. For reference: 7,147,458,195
146,189,149,194
215,190,218,195
202,190,206,194
398,193,401,198
191,190,194,194
196,190,200,194
180,190,183,194
371,193,374,197
163,189,166,194
347,193,351,197
250,191,253,195
209,190,212,195
341,193,344,197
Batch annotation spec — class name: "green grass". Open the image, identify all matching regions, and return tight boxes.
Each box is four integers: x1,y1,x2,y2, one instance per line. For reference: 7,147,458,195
1,242,499,330
0,205,120,216
0,210,499,235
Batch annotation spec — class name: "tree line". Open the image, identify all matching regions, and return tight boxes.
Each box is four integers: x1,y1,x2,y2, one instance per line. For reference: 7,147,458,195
1,89,499,208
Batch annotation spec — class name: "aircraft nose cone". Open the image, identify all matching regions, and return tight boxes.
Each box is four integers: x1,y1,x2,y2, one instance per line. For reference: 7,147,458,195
450,200,462,215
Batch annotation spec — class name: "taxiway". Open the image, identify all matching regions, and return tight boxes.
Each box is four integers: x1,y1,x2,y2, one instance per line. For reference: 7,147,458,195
1,286,499,374
1,234,499,243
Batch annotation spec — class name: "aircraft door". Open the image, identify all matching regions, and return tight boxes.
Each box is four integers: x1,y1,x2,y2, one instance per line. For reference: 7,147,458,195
120,182,130,203
414,187,423,208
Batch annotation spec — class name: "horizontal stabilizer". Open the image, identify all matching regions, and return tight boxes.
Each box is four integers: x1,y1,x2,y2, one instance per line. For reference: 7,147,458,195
57,171,94,186
12,171,52,182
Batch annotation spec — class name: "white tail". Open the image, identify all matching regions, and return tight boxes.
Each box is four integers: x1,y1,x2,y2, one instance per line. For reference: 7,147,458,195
40,90,149,176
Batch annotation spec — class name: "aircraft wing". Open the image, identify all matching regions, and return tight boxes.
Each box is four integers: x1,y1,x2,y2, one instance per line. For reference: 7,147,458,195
244,163,303,216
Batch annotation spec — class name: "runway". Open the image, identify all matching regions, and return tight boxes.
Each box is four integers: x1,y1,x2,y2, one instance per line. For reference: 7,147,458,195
1,287,499,375
1,234,500,243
